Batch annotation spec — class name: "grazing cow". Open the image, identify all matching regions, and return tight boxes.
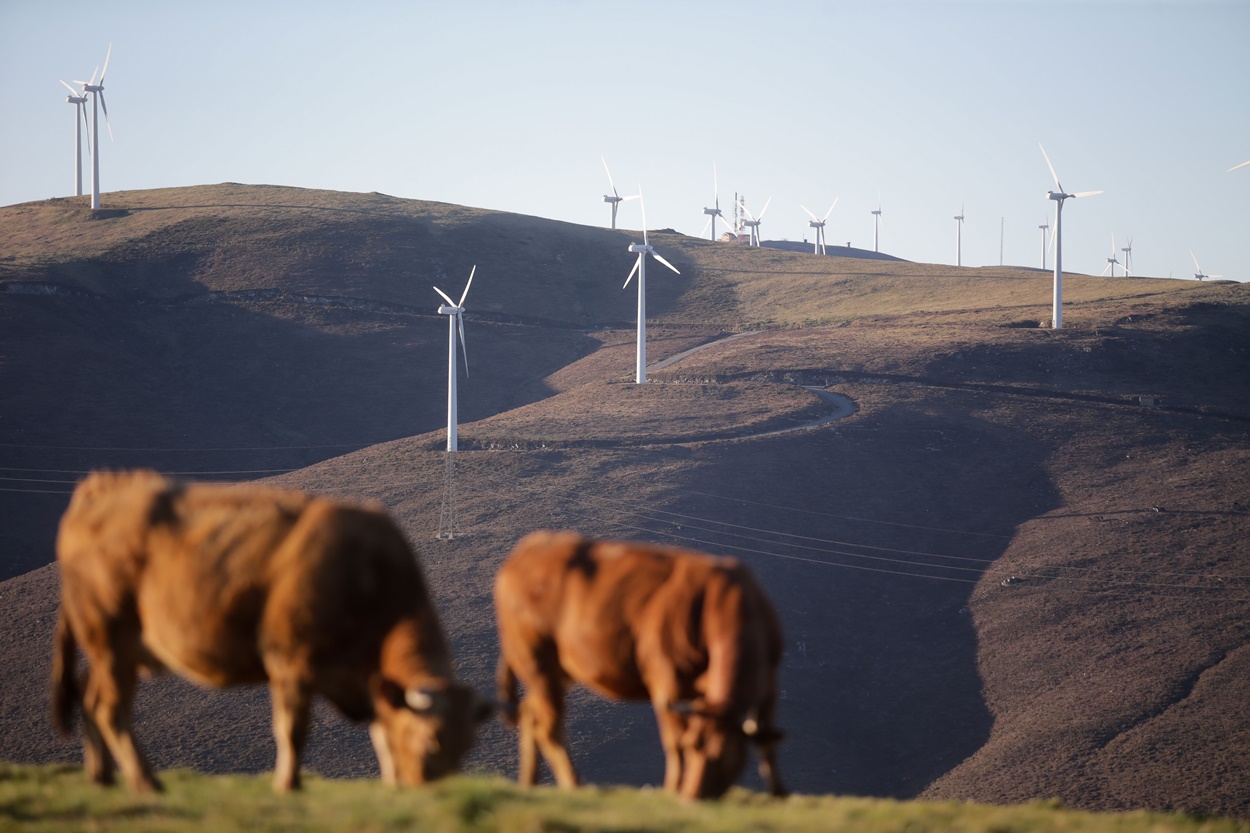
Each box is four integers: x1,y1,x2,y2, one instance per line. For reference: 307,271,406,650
494,530,786,800
52,470,490,793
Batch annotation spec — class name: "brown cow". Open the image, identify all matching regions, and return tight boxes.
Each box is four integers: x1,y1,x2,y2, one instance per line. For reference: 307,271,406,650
51,470,490,793
494,530,786,800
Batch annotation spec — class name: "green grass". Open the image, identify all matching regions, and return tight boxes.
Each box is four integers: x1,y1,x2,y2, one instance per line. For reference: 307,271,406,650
1,764,1243,833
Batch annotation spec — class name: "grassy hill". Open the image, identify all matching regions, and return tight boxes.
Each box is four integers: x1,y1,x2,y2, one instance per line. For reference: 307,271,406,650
1,185,1246,819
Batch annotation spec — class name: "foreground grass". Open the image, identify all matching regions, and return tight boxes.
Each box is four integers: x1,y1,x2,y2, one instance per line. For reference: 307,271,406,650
1,765,1244,833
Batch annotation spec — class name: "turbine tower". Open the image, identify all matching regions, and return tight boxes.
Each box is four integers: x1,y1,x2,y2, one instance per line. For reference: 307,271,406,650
1189,251,1222,282
700,163,730,240
74,44,113,210
953,206,965,266
59,80,91,197
433,266,475,452
1040,143,1102,330
624,191,680,384
601,157,638,230
871,198,883,253
801,200,837,255
1121,237,1133,276
1101,234,1123,277
741,196,772,247
1038,219,1050,271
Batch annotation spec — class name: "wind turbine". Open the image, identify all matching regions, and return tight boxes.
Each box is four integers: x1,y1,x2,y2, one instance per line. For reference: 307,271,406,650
1101,234,1123,277
871,197,883,252
624,190,681,384
59,80,91,197
601,157,639,230
741,196,772,247
1189,251,1222,282
1121,237,1133,276
74,44,113,210
953,206,965,266
700,163,730,240
433,267,475,452
1040,143,1102,329
1038,218,1050,271
801,200,837,255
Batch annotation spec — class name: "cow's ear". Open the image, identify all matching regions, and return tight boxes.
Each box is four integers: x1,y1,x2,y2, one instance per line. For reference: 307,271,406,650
378,678,407,709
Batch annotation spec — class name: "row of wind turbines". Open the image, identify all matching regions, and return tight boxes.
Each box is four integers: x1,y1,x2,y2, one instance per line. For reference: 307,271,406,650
59,44,113,209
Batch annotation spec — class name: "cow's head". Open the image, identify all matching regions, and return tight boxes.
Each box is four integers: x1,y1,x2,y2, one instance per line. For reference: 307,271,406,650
373,680,493,786
669,700,781,799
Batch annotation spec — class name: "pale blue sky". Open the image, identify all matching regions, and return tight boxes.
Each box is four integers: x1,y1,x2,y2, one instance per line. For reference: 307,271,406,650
2,0,1247,281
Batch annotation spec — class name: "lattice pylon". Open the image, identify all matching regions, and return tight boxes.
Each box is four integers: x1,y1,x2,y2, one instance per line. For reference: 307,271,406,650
436,452,461,540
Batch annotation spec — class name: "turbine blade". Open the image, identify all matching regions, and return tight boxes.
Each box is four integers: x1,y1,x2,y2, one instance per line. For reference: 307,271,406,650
1228,160,1250,172
1072,190,1103,198
99,93,113,140
622,194,640,202
1039,143,1063,192
700,217,712,237
741,205,757,222
457,315,469,376
800,204,818,221
458,265,476,306
59,79,78,95
823,198,839,221
624,256,640,289
652,252,681,275
1189,250,1201,272
758,195,772,220
433,285,456,307
602,156,619,198
638,186,648,245
99,43,112,84
80,105,91,152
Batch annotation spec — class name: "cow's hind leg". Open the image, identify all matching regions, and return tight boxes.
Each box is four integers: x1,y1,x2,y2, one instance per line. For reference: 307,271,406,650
80,628,161,792
269,671,312,793
519,677,578,789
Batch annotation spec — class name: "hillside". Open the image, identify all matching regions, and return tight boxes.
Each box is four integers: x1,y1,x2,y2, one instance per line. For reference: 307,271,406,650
1,185,1246,818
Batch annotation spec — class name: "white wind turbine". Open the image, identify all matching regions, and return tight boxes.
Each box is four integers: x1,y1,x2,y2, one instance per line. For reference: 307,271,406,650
59,80,91,197
700,163,731,240
1101,234,1123,277
1189,251,1222,282
1121,237,1134,276
1040,143,1103,330
801,200,837,255
74,44,113,210
433,267,475,452
871,197,883,253
601,157,639,230
953,206,966,266
624,191,681,384
1038,218,1050,271
741,196,772,247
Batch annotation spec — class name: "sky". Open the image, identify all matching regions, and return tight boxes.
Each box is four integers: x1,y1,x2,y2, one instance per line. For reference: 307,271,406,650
2,0,1247,282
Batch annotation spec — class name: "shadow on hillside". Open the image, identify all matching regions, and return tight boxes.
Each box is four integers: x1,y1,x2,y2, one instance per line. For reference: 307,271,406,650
554,401,1060,799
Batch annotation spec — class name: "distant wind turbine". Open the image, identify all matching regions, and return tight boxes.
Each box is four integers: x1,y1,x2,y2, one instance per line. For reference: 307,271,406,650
700,163,730,240
1038,218,1050,271
601,157,639,230
1040,143,1103,329
1101,234,1123,277
624,190,681,383
953,206,965,266
1189,251,1222,282
59,80,91,197
871,197,883,253
1121,237,1133,276
801,200,838,255
433,266,475,452
74,43,113,210
741,196,772,247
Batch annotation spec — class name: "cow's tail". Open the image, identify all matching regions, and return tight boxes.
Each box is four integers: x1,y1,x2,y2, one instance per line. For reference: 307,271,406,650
495,655,520,726
51,611,79,736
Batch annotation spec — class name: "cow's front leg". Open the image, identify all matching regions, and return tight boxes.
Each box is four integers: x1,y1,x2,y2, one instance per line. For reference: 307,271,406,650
369,722,397,786
520,676,578,789
269,672,311,793
654,704,686,794
82,629,161,792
